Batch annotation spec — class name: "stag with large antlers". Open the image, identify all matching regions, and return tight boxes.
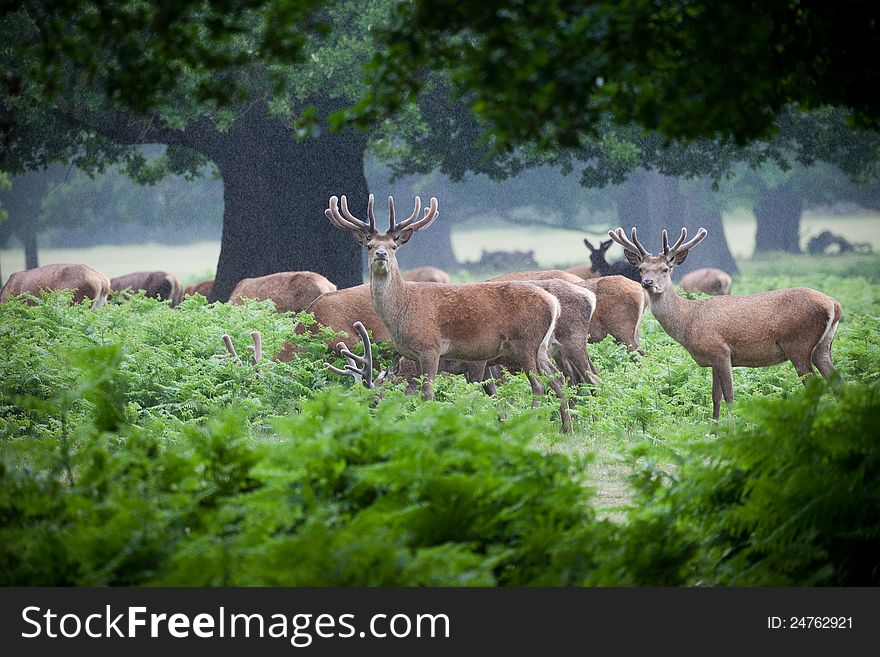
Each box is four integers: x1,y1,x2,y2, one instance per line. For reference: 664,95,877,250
608,226,842,419
325,194,572,432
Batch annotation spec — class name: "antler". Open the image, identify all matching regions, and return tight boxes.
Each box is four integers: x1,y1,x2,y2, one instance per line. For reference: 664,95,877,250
324,321,388,388
247,331,262,365
325,195,376,236
608,227,649,258
390,196,439,235
662,227,708,260
221,332,264,375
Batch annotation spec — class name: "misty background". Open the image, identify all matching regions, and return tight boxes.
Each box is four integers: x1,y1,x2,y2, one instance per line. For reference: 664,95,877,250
2,144,878,284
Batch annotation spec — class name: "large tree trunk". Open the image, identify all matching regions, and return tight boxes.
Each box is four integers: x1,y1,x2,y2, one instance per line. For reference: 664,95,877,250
23,227,38,269
385,173,460,272
617,170,738,276
754,181,803,253
207,107,368,301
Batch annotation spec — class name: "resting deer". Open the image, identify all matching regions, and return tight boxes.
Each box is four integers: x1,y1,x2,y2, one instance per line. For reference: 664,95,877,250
111,270,183,305
230,271,336,313
584,238,640,281
325,194,572,432
1,263,111,308
403,266,450,283
608,226,842,419
678,267,732,295
183,279,214,299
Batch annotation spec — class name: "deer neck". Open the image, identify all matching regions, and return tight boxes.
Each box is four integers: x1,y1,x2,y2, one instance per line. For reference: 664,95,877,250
647,285,696,343
369,264,409,333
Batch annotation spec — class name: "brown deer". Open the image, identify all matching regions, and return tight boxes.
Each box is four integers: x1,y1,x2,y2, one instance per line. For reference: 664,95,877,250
230,271,336,313
325,193,572,432
403,266,451,283
565,263,598,279
111,271,183,305
1,263,111,308
493,270,647,358
678,267,732,295
183,279,214,299
274,283,388,360
608,226,842,419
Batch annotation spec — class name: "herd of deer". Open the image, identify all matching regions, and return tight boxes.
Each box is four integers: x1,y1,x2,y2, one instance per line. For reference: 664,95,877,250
1,194,841,430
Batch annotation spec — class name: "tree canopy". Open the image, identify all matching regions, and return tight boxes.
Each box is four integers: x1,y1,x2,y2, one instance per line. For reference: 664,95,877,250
349,0,880,149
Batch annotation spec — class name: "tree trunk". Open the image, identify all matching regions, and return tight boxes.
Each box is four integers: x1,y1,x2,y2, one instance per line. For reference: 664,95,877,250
388,173,460,271
754,181,803,253
207,109,369,302
23,228,38,269
617,170,738,276
396,207,459,271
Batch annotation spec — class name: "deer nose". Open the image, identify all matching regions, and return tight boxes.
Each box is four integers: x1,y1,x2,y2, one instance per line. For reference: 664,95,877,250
375,248,388,260
641,278,654,288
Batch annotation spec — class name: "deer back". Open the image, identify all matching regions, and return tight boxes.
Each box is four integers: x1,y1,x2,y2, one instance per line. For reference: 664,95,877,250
678,268,733,295
1,263,109,306
230,271,337,313
403,266,451,283
490,269,585,285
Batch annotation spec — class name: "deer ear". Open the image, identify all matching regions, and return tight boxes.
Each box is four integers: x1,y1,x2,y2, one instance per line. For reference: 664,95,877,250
623,249,642,266
393,228,414,245
669,249,689,266
352,232,370,246
584,238,595,252
600,239,613,251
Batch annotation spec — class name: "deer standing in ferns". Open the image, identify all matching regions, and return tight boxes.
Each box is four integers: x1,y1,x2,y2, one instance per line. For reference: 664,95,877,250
325,194,572,432
608,226,842,419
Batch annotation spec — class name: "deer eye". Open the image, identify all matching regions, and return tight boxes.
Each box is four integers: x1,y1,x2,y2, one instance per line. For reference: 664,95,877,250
662,267,669,273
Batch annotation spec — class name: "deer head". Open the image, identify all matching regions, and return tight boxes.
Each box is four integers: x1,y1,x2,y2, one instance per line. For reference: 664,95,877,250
584,238,613,270
607,227,707,294
325,194,439,277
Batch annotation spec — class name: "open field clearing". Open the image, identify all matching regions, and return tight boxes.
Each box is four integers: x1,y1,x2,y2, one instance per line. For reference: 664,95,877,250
3,212,877,285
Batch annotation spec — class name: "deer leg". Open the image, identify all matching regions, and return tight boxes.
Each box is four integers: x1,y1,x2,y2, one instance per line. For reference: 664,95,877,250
718,359,734,416
418,353,440,401
540,359,573,434
466,361,496,396
711,367,722,420
583,348,601,381
812,350,836,379
526,372,545,407
785,347,815,385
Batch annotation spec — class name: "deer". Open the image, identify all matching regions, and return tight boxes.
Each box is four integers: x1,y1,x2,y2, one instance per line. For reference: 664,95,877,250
1,263,111,308
325,193,572,432
403,266,451,283
678,268,733,295
608,226,842,419
492,270,648,360
565,263,598,279
183,278,214,299
230,271,336,313
583,238,640,281
111,271,183,305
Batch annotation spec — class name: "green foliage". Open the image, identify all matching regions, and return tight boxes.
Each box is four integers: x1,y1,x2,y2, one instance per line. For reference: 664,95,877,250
353,1,880,147
619,379,880,585
1,259,879,586
0,327,605,585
